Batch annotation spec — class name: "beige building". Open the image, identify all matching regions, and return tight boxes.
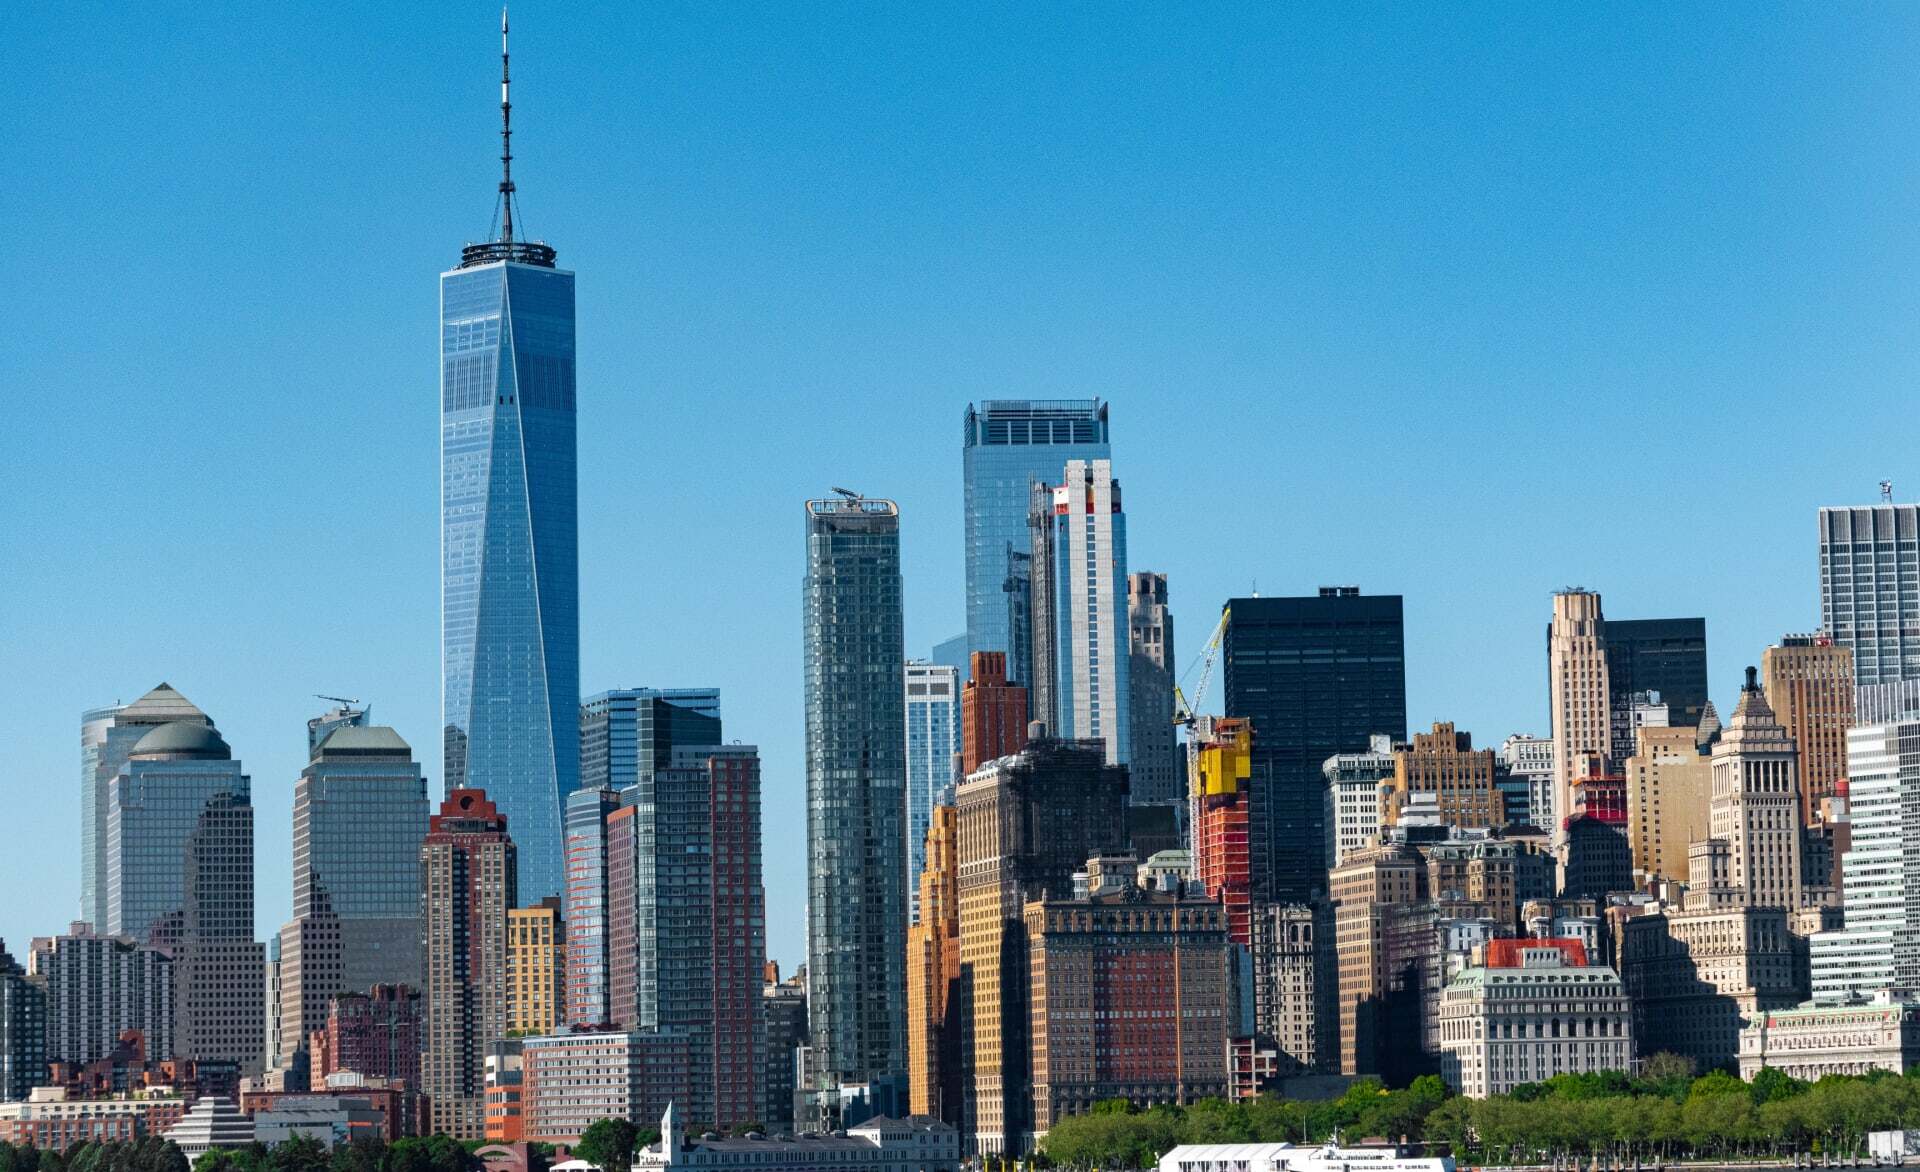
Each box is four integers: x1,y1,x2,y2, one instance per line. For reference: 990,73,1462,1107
505,900,564,1037
1437,941,1632,1098
1711,668,1804,911
1249,902,1332,1076
1382,723,1504,832
1329,843,1425,1075
1625,726,1712,884
1549,591,1612,844
1762,634,1855,826
907,806,961,1123
1739,994,1920,1079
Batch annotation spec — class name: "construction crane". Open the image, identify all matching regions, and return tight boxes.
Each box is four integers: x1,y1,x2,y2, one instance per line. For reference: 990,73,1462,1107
1171,606,1230,730
313,694,361,708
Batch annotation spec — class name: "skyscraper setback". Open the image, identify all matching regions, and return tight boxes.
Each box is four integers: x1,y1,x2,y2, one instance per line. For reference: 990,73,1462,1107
441,18,578,904
962,401,1110,679
802,493,908,1111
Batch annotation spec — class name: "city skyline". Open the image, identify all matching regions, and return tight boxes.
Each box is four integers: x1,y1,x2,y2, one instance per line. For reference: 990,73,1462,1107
9,4,1920,972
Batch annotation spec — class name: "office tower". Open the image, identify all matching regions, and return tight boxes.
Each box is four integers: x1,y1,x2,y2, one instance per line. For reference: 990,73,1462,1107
0,943,46,1101
1819,503,1920,685
562,785,620,1027
83,685,214,933
1328,842,1426,1076
1547,590,1611,841
1249,903,1334,1078
174,771,267,1073
905,662,960,926
1026,483,1060,731
1323,736,1395,869
1810,710,1920,1001
1605,618,1709,743
802,493,907,1107
906,806,961,1126
1192,719,1254,945
1004,551,1034,691
420,789,516,1139
604,746,766,1128
1380,723,1504,832
1624,726,1712,883
955,737,1129,1155
280,724,428,1065
1223,589,1408,904
324,985,423,1087
30,924,174,1067
1763,634,1856,825
1030,459,1131,765
1497,734,1555,830
960,652,1028,775
507,900,565,1037
1127,572,1179,806
578,688,722,792
761,971,808,1133
441,29,578,907
1711,668,1805,911
306,700,368,757
1023,890,1229,1134
962,400,1110,675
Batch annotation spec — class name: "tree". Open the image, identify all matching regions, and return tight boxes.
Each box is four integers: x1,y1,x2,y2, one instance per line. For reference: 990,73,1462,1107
574,1120,639,1172
268,1136,327,1172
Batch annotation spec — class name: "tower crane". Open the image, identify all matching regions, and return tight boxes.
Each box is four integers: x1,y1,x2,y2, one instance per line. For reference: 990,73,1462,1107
1171,606,1230,730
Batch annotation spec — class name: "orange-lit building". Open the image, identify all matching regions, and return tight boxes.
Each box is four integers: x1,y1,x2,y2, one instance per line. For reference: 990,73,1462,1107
1191,718,1254,946
906,806,963,1126
961,652,1029,774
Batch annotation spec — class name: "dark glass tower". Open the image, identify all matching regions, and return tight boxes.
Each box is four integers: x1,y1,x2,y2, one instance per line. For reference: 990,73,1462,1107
1221,588,1407,903
963,401,1110,682
802,493,907,1106
441,21,577,904
1603,617,1709,727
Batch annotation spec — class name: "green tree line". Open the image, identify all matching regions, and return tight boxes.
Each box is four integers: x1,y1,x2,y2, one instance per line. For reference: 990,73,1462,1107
1042,1062,1920,1169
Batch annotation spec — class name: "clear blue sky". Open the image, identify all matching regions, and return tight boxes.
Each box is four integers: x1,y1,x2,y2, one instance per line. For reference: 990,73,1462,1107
5,3,1917,969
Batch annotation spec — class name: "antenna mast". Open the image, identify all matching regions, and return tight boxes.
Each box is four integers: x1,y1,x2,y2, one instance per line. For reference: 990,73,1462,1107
499,8,515,243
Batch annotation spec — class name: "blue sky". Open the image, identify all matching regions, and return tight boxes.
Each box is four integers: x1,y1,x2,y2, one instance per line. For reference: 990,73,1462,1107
4,3,1917,968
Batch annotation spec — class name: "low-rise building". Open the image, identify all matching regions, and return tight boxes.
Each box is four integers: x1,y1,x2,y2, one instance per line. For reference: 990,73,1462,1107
1738,994,1920,1079
519,1030,689,1145
1157,1141,1453,1172
0,1087,187,1151
1436,939,1631,1098
634,1104,960,1172
163,1097,254,1162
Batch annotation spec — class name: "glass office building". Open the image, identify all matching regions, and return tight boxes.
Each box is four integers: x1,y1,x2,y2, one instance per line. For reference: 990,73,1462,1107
81,684,213,931
962,400,1110,682
441,246,579,905
903,661,959,925
579,688,722,792
802,494,907,1097
104,720,251,946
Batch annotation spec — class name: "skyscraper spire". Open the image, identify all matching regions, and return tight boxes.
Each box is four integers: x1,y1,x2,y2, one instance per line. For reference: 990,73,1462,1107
499,8,515,244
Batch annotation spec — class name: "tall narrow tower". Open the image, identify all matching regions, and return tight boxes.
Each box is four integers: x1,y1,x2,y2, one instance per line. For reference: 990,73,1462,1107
1548,589,1611,838
441,12,578,904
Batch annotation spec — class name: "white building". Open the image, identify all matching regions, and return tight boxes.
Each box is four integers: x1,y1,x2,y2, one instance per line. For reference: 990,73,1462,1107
1436,941,1631,1099
904,660,959,924
1157,1142,1452,1172
1044,459,1130,766
1739,993,1920,1079
1811,710,1920,1001
1499,734,1555,830
633,1103,960,1172
1323,736,1394,868
1709,669,1804,911
163,1098,254,1161
1819,504,1920,686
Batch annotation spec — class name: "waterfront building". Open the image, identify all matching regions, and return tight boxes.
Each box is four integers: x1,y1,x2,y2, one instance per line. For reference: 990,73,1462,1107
635,1103,961,1172
1224,589,1407,904
440,41,580,903
0,1087,187,1151
905,661,960,925
1819,503,1920,685
1436,939,1631,1098
1382,723,1504,833
956,736,1129,1155
802,493,908,1111
519,1030,688,1145
506,900,564,1037
1810,712,1920,1001
1739,993,1920,1079
1025,888,1230,1136
29,925,173,1068
420,790,515,1139
1624,725,1711,884
1323,737,1395,869
1763,633,1856,825
1034,459,1131,765
1155,1144,1451,1172
960,652,1028,775
962,399,1110,676
1127,572,1180,806
0,943,45,1101
163,1097,254,1161
906,807,962,1126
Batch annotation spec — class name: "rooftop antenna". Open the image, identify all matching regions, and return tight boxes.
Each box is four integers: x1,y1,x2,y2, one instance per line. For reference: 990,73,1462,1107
1882,479,1894,503
498,8,515,244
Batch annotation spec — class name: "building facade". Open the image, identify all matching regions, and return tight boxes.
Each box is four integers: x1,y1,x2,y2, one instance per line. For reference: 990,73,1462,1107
440,239,579,906
1324,737,1395,869
802,494,908,1107
1819,503,1920,686
905,661,960,926
83,685,216,934
578,688,722,793
960,652,1028,776
420,790,516,1139
1224,589,1408,906
1382,724,1504,833
323,985,422,1088
1739,995,1920,1079
962,399,1110,677
906,806,962,1127
1127,572,1180,807
1604,617,1710,744
1624,725,1711,884
1547,590,1611,846
519,1031,689,1145
1710,669,1804,911
1762,633,1856,825
1810,714,1920,1001
561,785,620,1028
1248,903,1334,1077
0,943,46,1101
1039,460,1131,765
30,925,173,1068
1498,734,1555,831
506,901,564,1037
1436,940,1631,1099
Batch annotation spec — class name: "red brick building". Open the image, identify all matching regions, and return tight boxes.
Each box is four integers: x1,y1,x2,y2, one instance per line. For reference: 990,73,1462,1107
960,652,1029,774
318,984,422,1088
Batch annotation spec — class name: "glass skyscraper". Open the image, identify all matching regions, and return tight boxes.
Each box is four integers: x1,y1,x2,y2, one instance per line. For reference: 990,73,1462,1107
578,688,722,793
903,660,959,924
81,684,212,930
802,493,907,1104
962,401,1110,682
441,239,579,906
